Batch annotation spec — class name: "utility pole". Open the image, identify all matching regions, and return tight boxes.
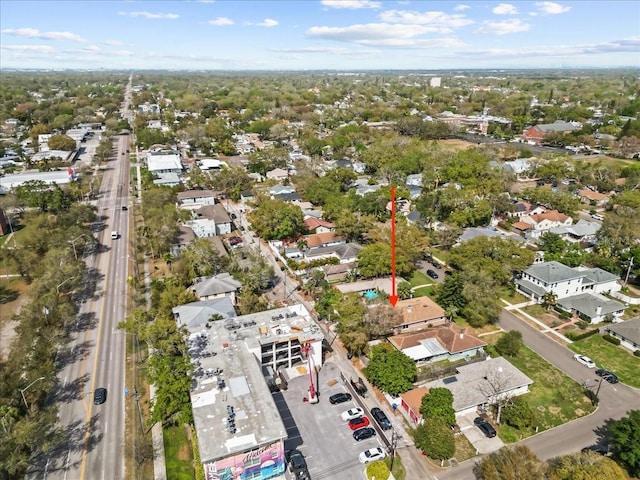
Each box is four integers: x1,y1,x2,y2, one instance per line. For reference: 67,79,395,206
625,256,634,286
389,429,398,472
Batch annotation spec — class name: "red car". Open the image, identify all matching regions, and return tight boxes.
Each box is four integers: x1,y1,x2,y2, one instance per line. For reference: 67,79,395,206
348,416,370,430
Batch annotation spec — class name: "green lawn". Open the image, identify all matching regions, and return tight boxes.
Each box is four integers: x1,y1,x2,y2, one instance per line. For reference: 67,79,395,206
409,270,430,287
386,454,406,480
504,345,595,439
163,425,194,480
412,286,437,299
484,334,595,443
568,334,640,389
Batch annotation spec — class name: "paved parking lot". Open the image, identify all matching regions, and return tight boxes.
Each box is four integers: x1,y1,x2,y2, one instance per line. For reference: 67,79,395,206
273,360,384,480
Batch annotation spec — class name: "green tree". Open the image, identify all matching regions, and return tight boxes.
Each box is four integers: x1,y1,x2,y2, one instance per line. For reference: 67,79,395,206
419,387,455,426
415,417,455,461
542,291,558,311
334,293,368,354
363,343,416,396
495,331,523,357
47,133,76,151
548,451,627,480
501,396,536,430
474,445,547,480
437,272,467,310
247,197,306,240
608,409,640,477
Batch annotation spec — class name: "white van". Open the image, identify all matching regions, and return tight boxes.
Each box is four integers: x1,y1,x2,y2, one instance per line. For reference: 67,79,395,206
111,231,119,239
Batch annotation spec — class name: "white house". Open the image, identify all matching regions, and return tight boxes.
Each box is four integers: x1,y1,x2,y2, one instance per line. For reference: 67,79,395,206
601,317,640,353
186,204,233,238
516,261,625,323
177,190,217,210
517,210,572,239
147,152,183,174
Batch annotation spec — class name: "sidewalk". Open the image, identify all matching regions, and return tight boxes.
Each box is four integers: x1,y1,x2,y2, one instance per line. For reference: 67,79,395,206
501,299,572,343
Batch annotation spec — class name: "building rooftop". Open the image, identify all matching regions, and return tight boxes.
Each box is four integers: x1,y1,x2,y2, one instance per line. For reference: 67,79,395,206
523,261,584,284
186,303,322,463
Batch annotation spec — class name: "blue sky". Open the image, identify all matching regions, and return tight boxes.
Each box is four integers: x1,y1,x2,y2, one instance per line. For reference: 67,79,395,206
1,1,639,70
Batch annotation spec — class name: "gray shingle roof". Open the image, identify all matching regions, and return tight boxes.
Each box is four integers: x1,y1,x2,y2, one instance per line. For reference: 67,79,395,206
524,261,584,283
191,272,242,298
558,292,625,318
604,317,640,346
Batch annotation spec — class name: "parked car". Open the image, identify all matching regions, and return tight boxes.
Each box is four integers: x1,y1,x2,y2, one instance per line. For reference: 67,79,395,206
359,447,387,464
596,369,619,384
353,427,376,441
370,407,392,430
431,260,442,269
329,392,352,404
348,416,370,430
350,377,367,397
574,354,596,368
93,387,107,405
287,450,310,479
426,269,439,279
474,417,497,438
231,213,237,219
341,407,364,421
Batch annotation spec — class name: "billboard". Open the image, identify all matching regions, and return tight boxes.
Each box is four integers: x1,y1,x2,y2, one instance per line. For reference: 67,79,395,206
204,440,285,480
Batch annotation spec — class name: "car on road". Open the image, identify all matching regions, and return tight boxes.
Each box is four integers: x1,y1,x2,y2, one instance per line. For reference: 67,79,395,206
348,416,370,430
353,427,376,441
596,369,619,384
231,213,237,219
329,392,352,404
426,269,439,279
121,205,128,211
359,447,387,464
93,387,107,405
110,230,119,239
574,354,596,368
341,407,364,421
474,417,497,438
370,407,392,430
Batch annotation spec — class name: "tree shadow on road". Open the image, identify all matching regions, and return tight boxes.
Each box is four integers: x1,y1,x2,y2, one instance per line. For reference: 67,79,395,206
52,372,91,404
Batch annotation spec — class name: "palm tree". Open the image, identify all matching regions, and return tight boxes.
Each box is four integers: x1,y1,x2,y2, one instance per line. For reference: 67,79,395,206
541,291,557,311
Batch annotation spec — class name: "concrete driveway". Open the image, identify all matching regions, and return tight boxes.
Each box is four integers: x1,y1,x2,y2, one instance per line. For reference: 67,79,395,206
457,413,504,455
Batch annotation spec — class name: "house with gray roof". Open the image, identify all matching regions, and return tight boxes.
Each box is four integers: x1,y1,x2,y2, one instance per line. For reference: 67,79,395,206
549,219,600,244
516,261,624,323
186,204,233,237
601,317,640,353
172,297,237,331
190,272,242,304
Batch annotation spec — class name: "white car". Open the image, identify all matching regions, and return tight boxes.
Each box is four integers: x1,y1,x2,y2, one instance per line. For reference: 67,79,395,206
574,354,596,368
340,407,364,421
359,447,387,464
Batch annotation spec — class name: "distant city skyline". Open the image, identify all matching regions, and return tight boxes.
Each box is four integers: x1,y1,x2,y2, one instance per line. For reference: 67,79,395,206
1,0,639,71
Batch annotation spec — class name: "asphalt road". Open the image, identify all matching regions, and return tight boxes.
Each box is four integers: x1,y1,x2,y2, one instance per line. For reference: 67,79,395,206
29,128,132,478
436,309,640,480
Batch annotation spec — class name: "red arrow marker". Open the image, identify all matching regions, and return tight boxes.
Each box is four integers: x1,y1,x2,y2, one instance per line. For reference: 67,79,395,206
389,185,398,307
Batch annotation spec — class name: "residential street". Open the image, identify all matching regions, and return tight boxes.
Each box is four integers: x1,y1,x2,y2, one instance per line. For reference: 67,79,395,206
436,309,640,480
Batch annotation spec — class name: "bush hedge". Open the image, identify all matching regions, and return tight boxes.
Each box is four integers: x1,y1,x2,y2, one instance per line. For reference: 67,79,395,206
564,329,599,341
634,350,640,357
602,334,621,346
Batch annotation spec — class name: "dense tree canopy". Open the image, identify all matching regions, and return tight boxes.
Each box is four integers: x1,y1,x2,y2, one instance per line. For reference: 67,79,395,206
247,197,306,240
608,409,640,477
363,343,416,396
419,387,455,427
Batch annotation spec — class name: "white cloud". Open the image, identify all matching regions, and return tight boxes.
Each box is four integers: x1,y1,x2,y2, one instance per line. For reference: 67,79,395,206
209,17,234,26
117,11,179,20
270,46,365,55
475,18,530,35
492,4,518,15
1,28,85,42
307,23,465,48
321,0,381,9
535,2,571,14
379,10,474,29
257,18,279,27
454,4,470,11
1,44,56,53
104,39,123,46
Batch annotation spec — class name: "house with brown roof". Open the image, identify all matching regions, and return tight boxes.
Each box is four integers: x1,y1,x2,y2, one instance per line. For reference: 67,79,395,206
577,189,609,206
519,210,572,239
398,386,429,425
507,201,546,219
304,217,335,234
522,120,581,144
388,323,486,365
392,297,447,334
305,231,344,248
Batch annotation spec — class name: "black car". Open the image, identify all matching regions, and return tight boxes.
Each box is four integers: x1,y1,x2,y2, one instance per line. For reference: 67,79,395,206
474,417,497,438
231,213,237,219
431,260,442,269
288,450,307,474
353,427,376,441
329,392,352,404
426,269,438,279
93,387,107,405
371,407,392,430
596,369,619,384
121,205,128,211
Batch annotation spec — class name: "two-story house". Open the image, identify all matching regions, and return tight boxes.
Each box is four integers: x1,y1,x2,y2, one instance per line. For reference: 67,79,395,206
516,261,625,323
186,204,233,238
190,272,242,305
513,210,572,239
177,190,217,210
